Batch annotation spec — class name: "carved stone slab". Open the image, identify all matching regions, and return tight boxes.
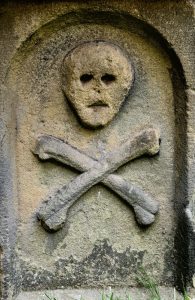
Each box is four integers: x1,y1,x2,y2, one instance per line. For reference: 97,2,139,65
0,2,194,299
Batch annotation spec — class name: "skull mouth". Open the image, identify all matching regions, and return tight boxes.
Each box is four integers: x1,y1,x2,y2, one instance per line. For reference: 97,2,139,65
87,100,109,108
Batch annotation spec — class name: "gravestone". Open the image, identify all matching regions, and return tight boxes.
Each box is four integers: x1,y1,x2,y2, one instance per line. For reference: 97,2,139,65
0,1,194,299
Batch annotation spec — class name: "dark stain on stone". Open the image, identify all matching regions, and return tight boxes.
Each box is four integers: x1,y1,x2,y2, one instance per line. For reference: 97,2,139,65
170,59,191,291
20,239,145,290
0,246,3,299
162,244,176,285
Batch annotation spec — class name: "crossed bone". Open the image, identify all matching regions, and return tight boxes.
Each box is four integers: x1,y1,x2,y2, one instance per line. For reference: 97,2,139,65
33,127,160,232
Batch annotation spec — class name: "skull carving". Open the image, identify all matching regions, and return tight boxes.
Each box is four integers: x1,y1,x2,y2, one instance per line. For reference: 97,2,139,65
61,41,134,128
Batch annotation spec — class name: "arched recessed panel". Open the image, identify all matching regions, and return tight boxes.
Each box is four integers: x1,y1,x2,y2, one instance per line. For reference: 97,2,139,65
2,9,190,297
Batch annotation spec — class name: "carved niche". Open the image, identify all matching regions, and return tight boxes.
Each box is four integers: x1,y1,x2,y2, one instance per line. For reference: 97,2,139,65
33,41,160,231
5,7,186,292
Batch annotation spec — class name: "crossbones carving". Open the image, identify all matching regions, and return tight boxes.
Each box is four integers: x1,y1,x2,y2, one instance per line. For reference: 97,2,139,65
33,127,160,232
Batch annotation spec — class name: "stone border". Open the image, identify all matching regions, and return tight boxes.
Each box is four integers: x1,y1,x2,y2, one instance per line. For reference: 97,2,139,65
16,287,184,300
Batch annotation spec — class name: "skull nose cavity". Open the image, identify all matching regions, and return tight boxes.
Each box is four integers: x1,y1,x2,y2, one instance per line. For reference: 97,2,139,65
101,73,116,85
80,73,93,84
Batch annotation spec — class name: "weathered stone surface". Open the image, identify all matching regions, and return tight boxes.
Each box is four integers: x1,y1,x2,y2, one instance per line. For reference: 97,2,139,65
0,1,194,299
16,287,184,300
34,127,160,231
61,41,134,128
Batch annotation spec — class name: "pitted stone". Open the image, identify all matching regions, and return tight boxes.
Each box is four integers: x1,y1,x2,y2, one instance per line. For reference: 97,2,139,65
34,127,160,231
61,41,134,128
1,1,194,296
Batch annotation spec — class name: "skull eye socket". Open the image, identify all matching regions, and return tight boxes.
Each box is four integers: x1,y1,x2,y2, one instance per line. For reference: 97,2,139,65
80,74,93,83
101,74,116,85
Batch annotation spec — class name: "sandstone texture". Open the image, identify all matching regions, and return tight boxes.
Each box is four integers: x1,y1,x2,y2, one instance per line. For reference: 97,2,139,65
0,1,194,299
61,41,134,128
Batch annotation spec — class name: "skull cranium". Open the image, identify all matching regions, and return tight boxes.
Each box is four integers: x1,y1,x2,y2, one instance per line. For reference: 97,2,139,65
61,41,134,128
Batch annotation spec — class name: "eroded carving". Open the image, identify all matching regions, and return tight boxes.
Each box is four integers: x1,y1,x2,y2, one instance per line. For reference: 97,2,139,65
34,127,160,232
61,41,134,128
